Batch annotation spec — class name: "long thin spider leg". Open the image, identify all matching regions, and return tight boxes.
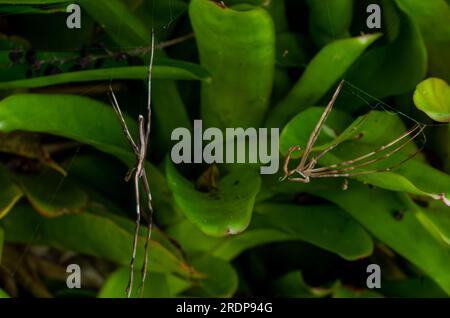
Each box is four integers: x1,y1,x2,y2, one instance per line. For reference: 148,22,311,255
310,124,425,175
296,80,345,171
280,145,301,181
144,29,155,152
138,171,154,297
138,116,146,159
134,118,150,297
310,141,424,179
126,171,142,298
109,87,139,155
286,177,310,183
311,124,423,173
308,115,369,164
127,118,146,298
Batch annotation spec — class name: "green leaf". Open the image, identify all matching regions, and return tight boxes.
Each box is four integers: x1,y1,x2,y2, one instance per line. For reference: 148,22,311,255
153,80,192,156
413,78,450,122
382,277,448,298
272,271,334,298
166,219,222,255
166,159,261,237
267,33,381,127
98,268,172,298
167,202,373,261
0,94,134,159
1,203,194,276
417,202,450,246
215,203,373,261
189,0,275,128
0,165,23,220
344,2,427,101
18,169,88,217
184,256,238,298
279,107,354,155
0,94,174,220
0,287,9,298
276,32,308,68
130,0,188,36
77,0,150,47
266,178,450,295
332,284,383,298
0,61,211,90
396,0,450,81
307,0,353,47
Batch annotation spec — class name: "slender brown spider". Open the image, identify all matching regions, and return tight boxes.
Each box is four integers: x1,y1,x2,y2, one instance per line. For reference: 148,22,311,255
281,80,425,183
108,32,155,298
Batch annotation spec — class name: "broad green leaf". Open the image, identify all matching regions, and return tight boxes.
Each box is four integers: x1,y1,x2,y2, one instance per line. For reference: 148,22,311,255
413,78,450,122
395,0,450,44
184,256,238,298
267,33,381,127
1,203,194,276
272,271,334,298
396,0,450,81
265,178,450,295
130,0,188,37
167,202,373,261
0,165,23,220
0,94,136,159
0,287,9,298
77,0,150,47
18,169,88,217
0,60,211,90
0,94,173,220
279,107,354,155
214,203,373,261
153,80,192,156
189,0,275,128
382,277,448,298
68,154,129,205
417,202,450,246
166,159,261,237
307,0,353,47
276,33,308,68
225,0,289,31
98,268,171,298
149,51,192,159
166,219,222,255
332,285,383,298
344,2,427,101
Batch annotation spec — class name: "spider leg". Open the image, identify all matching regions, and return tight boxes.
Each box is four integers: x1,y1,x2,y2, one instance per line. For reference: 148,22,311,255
310,142,424,179
311,124,423,173
308,115,368,164
144,29,155,151
126,171,142,298
109,87,139,155
138,171,154,297
287,176,310,183
281,145,302,181
295,80,345,171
